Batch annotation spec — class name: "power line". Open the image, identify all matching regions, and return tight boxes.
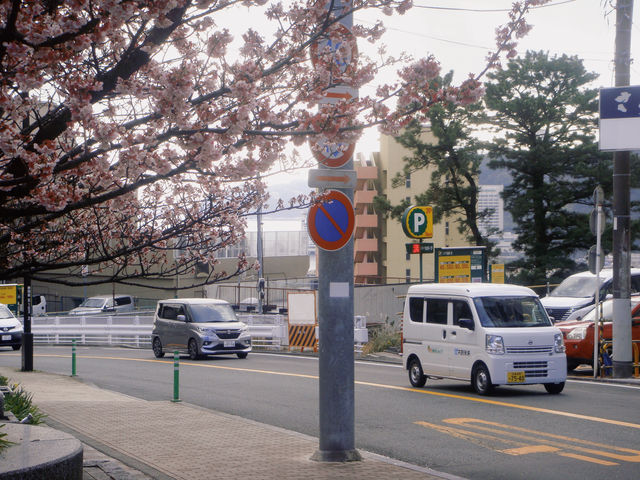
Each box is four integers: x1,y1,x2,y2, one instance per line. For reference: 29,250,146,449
412,0,577,13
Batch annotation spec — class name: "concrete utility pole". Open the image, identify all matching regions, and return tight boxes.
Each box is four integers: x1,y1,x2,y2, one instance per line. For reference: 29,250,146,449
309,0,360,462
612,0,634,378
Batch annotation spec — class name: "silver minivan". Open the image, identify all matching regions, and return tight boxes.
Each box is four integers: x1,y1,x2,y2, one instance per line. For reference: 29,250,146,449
151,298,251,360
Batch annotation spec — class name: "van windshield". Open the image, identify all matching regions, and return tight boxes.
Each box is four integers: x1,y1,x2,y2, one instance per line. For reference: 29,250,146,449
549,276,596,298
473,296,552,328
188,304,238,323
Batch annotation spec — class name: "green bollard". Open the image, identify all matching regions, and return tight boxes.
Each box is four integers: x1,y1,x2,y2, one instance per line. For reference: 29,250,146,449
71,339,77,377
171,351,181,403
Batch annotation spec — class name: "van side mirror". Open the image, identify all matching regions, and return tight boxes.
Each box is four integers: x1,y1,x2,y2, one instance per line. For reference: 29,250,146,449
458,318,474,330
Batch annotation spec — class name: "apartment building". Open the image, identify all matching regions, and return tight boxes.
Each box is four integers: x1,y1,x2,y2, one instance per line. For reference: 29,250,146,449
353,131,471,284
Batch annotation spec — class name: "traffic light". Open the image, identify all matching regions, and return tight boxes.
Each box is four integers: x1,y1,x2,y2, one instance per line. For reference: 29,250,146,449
405,242,434,254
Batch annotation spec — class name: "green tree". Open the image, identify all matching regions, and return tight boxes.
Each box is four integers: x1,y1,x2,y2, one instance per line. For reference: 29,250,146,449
375,73,496,256
483,51,612,285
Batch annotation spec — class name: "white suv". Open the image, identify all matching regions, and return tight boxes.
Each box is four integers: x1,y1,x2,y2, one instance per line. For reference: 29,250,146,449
69,295,135,315
540,268,640,322
151,298,251,360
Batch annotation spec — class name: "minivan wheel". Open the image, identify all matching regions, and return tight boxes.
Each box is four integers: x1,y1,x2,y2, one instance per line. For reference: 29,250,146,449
408,358,427,388
188,339,200,360
237,352,248,359
544,382,565,394
152,337,164,358
472,364,494,395
12,344,20,351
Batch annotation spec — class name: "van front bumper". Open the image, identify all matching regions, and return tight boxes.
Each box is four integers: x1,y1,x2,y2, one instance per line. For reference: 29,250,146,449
486,354,567,385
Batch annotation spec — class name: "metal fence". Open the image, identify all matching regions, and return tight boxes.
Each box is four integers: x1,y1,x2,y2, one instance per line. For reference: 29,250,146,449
30,312,368,351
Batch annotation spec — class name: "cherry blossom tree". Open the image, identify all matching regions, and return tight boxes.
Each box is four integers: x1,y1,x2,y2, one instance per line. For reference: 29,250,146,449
0,0,548,289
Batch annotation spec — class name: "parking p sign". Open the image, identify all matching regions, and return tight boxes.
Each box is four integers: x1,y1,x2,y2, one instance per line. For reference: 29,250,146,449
402,206,433,239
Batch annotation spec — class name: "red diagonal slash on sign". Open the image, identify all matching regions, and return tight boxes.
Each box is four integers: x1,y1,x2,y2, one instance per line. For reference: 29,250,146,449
318,202,345,235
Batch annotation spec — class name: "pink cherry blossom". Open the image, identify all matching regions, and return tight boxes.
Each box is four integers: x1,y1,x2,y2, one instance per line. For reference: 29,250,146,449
0,0,545,288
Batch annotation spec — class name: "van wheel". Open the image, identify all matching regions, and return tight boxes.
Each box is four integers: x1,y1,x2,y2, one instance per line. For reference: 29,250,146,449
408,358,427,388
12,344,20,351
188,339,200,360
152,337,164,358
544,382,565,394
472,364,494,395
237,352,248,359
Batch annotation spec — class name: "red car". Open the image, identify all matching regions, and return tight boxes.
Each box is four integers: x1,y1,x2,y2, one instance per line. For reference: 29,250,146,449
556,298,640,372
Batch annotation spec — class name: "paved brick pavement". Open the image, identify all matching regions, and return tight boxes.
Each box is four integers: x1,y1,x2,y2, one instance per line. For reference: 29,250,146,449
0,366,460,480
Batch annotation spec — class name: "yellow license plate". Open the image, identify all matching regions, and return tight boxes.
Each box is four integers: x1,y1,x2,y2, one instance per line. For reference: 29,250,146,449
507,371,525,383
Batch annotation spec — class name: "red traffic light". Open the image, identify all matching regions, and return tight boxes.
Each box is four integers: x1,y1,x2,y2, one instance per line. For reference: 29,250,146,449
405,242,435,254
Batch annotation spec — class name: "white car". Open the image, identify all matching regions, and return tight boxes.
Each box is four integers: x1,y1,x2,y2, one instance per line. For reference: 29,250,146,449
0,303,23,351
69,295,135,315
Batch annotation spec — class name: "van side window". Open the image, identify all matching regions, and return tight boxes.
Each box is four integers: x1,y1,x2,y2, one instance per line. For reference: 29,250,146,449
409,297,424,323
426,298,448,325
452,300,473,326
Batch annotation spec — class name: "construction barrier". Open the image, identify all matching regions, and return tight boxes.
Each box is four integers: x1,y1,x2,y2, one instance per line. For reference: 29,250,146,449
288,324,317,352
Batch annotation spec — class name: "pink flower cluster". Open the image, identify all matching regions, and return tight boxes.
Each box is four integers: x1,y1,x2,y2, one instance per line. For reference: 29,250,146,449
0,0,543,284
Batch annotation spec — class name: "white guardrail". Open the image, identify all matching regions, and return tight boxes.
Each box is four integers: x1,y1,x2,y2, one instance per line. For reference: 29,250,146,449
30,313,368,351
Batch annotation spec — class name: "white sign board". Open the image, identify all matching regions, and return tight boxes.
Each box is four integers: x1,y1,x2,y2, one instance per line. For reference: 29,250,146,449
287,292,317,325
599,85,640,151
308,168,357,189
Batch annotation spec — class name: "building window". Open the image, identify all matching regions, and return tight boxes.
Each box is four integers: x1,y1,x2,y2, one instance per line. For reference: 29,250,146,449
445,221,450,236
405,173,411,188
406,268,411,283
406,250,410,261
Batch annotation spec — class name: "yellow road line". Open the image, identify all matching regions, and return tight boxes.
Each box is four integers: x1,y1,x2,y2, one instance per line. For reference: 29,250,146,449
441,418,640,462
500,445,560,455
16,353,640,431
416,418,634,466
556,452,619,466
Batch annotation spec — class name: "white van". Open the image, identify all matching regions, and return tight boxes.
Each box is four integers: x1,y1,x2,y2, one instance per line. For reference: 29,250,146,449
403,283,567,395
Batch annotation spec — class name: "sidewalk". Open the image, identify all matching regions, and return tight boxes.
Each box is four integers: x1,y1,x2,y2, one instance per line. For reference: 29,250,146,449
0,366,458,480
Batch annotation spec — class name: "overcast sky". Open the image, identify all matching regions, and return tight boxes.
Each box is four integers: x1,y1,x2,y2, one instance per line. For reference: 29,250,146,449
266,0,635,213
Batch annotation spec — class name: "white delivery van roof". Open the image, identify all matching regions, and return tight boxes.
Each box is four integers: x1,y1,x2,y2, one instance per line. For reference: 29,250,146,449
406,283,537,298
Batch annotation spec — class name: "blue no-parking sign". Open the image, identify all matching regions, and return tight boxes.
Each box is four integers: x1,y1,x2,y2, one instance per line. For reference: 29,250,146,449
307,190,354,251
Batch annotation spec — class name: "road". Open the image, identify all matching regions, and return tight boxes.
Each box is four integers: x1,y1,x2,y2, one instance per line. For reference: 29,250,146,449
1,346,639,480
